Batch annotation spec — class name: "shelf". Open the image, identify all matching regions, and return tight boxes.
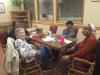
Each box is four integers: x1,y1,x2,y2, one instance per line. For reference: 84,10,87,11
13,20,28,22
11,11,31,28
13,16,28,18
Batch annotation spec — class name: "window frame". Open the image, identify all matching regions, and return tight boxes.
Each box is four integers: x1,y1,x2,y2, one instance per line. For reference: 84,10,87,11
24,0,84,25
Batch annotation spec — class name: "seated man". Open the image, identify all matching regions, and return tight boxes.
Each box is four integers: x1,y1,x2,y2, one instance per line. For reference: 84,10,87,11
62,21,78,38
15,28,50,70
50,21,78,61
61,23,97,75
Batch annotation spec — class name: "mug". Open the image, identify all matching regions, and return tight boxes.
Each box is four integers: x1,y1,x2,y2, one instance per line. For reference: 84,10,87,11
60,35,64,44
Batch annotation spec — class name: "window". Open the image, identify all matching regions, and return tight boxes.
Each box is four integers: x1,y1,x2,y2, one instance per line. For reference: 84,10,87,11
38,0,53,21
24,0,35,20
58,0,83,21
24,0,83,24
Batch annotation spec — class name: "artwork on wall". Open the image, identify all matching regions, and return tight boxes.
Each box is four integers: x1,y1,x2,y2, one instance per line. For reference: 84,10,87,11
0,3,5,13
92,0,100,2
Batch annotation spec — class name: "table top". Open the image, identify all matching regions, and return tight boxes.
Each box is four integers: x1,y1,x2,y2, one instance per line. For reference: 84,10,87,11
32,35,76,50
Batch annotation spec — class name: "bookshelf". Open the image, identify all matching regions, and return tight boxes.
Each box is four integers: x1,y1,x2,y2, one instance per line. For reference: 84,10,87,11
11,11,31,28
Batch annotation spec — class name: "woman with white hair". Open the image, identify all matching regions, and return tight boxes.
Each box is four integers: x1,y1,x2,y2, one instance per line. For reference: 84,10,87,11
61,23,97,75
15,28,50,71
88,23,96,34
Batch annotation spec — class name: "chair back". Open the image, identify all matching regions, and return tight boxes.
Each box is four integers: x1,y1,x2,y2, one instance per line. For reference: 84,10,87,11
93,38,100,75
72,26,79,38
50,25,58,34
19,57,42,75
18,46,42,75
68,57,95,75
0,31,8,53
0,31,8,45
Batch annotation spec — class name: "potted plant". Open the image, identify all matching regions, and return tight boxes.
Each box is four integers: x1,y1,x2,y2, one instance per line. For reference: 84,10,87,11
11,0,23,10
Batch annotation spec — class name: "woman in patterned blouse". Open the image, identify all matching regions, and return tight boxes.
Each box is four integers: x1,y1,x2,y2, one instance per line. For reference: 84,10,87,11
15,28,50,70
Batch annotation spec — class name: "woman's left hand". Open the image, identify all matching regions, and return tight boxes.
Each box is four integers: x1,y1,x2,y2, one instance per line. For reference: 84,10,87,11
62,55,70,61
35,51,41,55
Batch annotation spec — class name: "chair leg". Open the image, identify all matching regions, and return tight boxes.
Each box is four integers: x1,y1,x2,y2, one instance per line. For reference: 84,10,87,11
2,47,6,53
40,69,42,75
0,44,6,53
23,71,26,75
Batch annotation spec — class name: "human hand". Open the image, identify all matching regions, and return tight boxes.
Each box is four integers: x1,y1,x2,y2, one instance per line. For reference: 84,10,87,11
62,55,69,61
67,46,75,52
35,51,41,55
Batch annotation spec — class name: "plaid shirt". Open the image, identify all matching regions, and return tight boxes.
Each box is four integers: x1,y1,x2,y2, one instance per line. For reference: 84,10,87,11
62,27,76,38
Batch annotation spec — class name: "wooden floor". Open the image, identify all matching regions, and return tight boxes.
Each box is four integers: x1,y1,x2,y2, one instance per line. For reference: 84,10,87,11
0,46,63,75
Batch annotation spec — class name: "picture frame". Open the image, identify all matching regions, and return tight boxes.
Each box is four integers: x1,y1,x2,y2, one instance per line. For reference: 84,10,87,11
92,0,100,2
0,3,5,13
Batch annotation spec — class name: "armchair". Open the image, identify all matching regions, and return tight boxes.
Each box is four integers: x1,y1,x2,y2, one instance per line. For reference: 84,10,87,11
19,57,42,75
68,57,95,75
0,31,8,53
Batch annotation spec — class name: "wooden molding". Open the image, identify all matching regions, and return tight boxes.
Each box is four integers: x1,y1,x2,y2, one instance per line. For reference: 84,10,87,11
0,21,100,30
0,22,11,27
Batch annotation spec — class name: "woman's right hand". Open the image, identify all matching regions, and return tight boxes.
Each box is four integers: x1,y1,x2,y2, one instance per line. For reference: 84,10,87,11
35,51,41,55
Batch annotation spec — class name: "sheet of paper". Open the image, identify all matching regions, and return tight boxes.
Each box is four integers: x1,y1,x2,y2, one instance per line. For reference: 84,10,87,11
42,36,55,42
64,39,72,44
42,36,52,41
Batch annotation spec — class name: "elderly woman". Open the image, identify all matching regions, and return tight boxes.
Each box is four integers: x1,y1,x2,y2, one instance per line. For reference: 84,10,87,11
61,23,97,75
15,28,50,71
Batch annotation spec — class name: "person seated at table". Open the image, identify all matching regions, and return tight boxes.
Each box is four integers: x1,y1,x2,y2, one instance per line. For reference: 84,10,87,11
51,21,77,61
8,21,19,40
8,21,33,45
61,23,97,75
15,28,50,71
62,21,78,38
25,30,34,44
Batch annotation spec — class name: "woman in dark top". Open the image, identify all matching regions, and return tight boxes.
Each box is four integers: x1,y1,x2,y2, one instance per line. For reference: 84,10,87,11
8,21,20,40
25,30,33,44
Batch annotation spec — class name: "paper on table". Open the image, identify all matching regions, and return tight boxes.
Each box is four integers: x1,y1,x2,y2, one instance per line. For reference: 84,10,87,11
42,36,52,41
64,39,72,44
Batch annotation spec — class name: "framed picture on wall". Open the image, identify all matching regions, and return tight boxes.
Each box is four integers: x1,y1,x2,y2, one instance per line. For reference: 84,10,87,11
0,3,5,13
92,0,100,2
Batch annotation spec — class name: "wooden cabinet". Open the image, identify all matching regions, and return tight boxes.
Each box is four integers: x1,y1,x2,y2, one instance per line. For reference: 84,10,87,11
11,11,31,28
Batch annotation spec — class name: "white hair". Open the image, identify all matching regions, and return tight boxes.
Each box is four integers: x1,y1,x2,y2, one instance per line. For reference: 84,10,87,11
88,23,96,35
15,28,25,38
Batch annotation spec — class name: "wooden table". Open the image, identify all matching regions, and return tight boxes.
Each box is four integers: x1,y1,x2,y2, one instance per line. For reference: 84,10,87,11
32,35,76,50
32,35,76,70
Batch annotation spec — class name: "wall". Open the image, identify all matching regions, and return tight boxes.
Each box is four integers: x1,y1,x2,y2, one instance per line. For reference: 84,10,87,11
32,24,100,41
0,0,12,23
83,0,100,26
0,0,100,26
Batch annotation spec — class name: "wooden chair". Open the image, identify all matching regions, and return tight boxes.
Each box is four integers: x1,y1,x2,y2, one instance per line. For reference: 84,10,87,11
19,57,42,75
68,57,95,75
0,31,8,53
72,26,79,38
92,38,100,75
0,44,6,53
